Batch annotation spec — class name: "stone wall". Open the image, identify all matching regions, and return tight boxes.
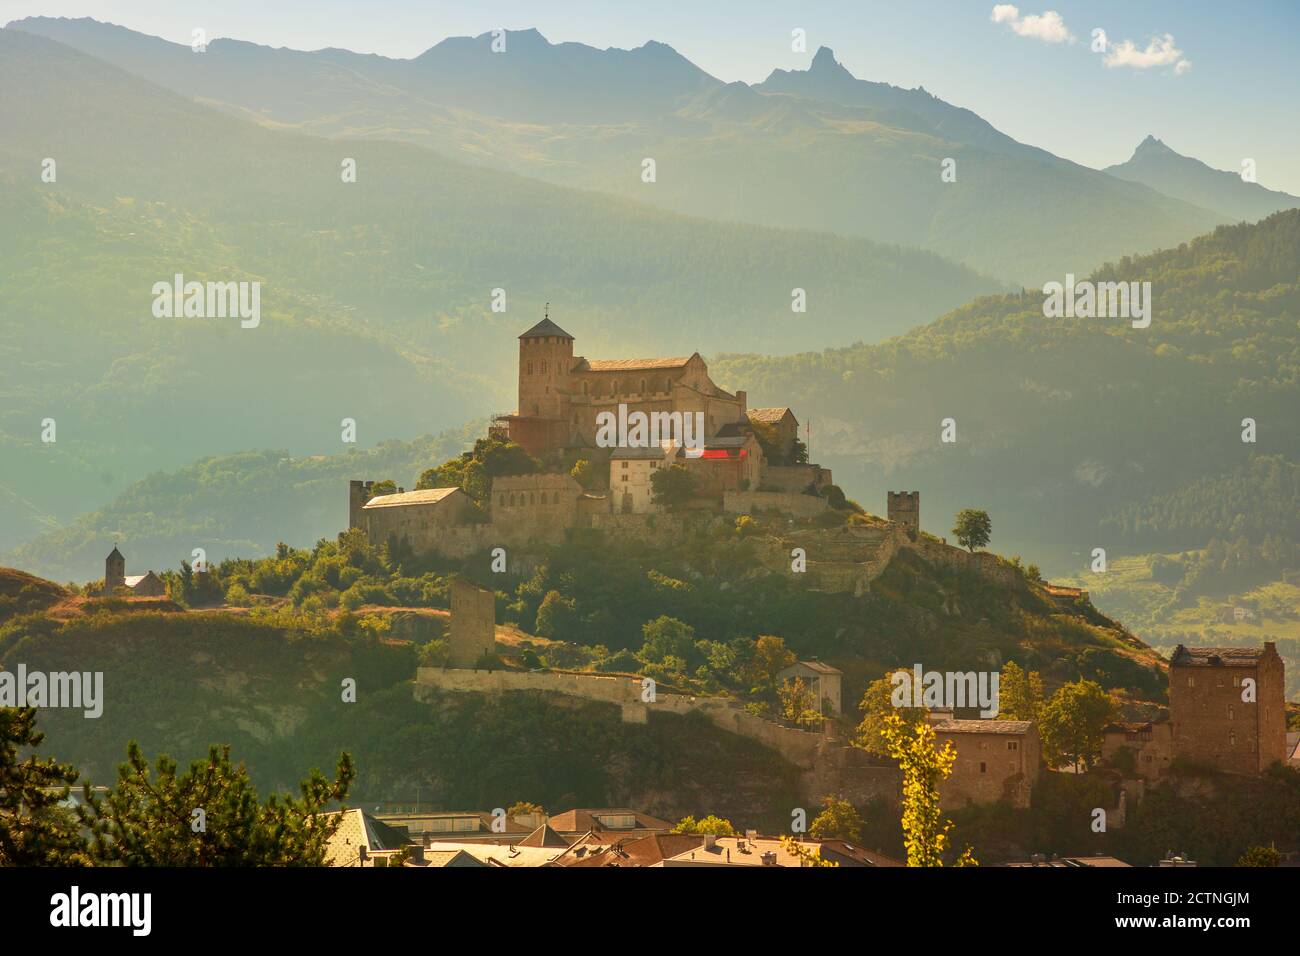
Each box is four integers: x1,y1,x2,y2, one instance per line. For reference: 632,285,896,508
724,490,828,519
413,666,903,805
762,464,833,493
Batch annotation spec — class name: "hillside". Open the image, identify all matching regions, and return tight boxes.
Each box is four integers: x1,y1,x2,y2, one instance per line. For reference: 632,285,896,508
0,26,999,554
710,210,1300,586
1106,136,1300,224
7,19,1230,285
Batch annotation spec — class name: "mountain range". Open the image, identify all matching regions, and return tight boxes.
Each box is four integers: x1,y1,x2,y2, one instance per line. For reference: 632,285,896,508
13,18,1298,286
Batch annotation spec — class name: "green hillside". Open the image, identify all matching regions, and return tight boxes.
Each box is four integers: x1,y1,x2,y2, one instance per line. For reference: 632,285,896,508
711,210,1300,582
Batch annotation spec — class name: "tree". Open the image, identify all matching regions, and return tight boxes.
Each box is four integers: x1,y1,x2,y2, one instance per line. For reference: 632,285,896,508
569,459,598,491
998,662,1046,723
649,462,697,509
879,713,977,867
952,509,992,552
0,708,89,865
81,742,354,866
778,676,823,728
781,835,837,866
534,590,577,638
1238,844,1281,867
854,671,926,758
369,479,398,498
672,814,736,836
638,615,696,665
508,801,546,818
1038,680,1115,771
745,635,796,697
809,796,865,843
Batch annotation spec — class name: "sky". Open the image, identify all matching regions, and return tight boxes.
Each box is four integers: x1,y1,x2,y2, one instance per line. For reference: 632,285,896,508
4,0,1299,193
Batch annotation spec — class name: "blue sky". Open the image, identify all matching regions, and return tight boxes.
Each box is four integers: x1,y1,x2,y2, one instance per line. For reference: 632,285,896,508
4,0,1298,192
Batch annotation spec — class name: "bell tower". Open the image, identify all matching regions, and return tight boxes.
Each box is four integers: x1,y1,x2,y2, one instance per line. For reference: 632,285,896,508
105,545,126,592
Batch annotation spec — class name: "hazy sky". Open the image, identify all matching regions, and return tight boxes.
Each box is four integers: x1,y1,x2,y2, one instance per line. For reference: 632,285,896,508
4,0,1298,192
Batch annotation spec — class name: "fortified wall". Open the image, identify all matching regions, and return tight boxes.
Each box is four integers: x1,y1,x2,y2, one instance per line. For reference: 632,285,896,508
414,667,899,804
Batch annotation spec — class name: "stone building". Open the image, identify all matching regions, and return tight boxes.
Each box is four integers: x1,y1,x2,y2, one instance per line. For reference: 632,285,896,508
491,473,583,529
930,717,1039,809
745,406,800,463
101,546,165,597
1168,643,1287,775
1101,720,1173,780
777,660,843,716
887,491,920,534
497,317,749,460
609,446,667,514
448,578,496,668
349,484,474,553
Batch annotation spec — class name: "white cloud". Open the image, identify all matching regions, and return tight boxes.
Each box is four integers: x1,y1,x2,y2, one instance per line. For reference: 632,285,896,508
1104,33,1191,74
990,5,1075,44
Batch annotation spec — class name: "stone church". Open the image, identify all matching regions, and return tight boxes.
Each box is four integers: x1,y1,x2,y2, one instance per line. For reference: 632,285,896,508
102,546,165,597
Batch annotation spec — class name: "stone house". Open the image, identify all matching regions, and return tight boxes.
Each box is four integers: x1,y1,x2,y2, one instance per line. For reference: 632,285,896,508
777,660,843,716
930,717,1040,809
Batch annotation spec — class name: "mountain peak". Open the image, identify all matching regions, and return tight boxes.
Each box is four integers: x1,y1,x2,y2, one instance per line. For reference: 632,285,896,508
1135,134,1175,157
810,46,846,73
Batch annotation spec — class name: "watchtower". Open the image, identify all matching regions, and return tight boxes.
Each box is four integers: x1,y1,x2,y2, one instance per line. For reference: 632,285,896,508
887,491,920,533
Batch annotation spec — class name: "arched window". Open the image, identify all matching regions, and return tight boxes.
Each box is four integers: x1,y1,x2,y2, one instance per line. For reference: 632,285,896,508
639,378,646,393
612,380,619,394
500,495,506,508
527,360,533,375
529,492,535,504
582,381,589,395
509,494,515,506
553,492,560,504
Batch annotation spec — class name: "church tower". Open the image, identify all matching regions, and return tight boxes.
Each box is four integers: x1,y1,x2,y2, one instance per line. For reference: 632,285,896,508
105,545,126,592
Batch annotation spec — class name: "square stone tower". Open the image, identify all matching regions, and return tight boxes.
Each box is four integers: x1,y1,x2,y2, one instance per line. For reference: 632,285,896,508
887,491,920,533
1168,643,1287,774
449,578,497,668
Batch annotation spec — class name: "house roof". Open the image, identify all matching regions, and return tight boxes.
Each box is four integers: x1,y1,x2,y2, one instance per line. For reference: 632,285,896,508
322,809,412,867
363,488,462,509
609,446,669,460
581,356,693,372
547,807,673,833
1170,645,1265,667
931,718,1033,735
565,833,704,867
816,839,903,867
747,407,795,424
781,660,843,676
123,574,153,588
518,824,570,848
519,318,573,340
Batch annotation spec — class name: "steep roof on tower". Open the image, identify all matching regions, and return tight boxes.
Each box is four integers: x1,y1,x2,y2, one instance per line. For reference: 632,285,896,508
107,546,123,560
519,318,573,340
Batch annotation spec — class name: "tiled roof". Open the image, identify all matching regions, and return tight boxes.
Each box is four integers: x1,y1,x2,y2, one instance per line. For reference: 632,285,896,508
518,824,570,848
932,718,1033,735
566,833,704,867
547,807,673,833
747,407,794,424
583,357,693,372
363,488,461,509
519,318,573,339
1169,645,1264,667
816,840,903,867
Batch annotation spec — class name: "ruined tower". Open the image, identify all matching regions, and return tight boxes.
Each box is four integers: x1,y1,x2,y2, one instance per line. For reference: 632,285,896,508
449,578,497,667
887,491,920,534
